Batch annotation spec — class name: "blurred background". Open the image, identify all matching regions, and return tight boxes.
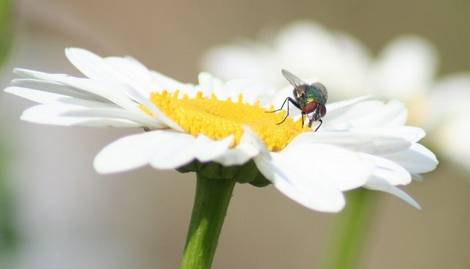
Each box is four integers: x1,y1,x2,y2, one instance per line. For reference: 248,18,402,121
1,0,470,268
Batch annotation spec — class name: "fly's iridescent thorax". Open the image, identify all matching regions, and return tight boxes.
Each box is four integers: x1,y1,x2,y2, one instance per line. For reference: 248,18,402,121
293,82,328,106
307,82,328,105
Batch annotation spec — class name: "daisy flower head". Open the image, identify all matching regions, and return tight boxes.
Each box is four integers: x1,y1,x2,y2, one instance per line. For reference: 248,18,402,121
5,48,437,212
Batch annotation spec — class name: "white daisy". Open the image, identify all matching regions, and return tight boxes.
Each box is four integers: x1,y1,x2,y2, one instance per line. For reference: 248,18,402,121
202,20,468,172
5,48,437,212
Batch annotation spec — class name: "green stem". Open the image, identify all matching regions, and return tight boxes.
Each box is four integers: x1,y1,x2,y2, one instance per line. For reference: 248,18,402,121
321,189,378,269
180,173,236,269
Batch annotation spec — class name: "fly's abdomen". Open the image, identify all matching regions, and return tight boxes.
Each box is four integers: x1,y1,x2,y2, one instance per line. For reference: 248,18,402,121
302,101,318,113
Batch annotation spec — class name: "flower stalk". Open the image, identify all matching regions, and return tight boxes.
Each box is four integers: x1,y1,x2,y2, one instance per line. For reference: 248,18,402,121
180,172,236,269
321,189,378,269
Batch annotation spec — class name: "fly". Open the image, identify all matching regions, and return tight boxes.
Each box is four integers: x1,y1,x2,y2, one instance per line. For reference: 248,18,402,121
269,69,328,131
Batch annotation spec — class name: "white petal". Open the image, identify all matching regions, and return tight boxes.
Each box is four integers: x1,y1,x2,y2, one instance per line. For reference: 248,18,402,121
372,36,437,100
325,95,371,115
362,154,411,186
275,143,373,191
149,133,197,169
65,48,124,82
11,78,108,102
325,100,407,129
353,126,425,143
57,77,139,113
95,131,233,174
103,57,192,118
104,56,153,95
66,49,183,128
14,68,183,131
214,127,265,166
324,100,384,127
94,131,200,174
6,86,169,129
5,86,113,107
254,142,374,212
289,130,411,155
62,107,162,128
322,126,424,143
193,135,234,162
63,51,151,108
94,131,168,174
254,152,346,212
382,143,438,174
7,86,158,127
364,176,421,209
14,68,140,113
21,104,141,128
354,100,407,127
149,133,234,169
65,49,182,127
272,170,346,212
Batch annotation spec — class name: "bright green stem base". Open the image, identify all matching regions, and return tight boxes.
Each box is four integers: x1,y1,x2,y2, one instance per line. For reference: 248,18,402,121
321,189,378,269
180,174,236,269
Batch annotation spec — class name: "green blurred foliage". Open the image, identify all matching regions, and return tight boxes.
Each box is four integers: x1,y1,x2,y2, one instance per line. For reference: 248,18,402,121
321,190,378,269
0,0,13,67
0,0,16,265
0,144,17,260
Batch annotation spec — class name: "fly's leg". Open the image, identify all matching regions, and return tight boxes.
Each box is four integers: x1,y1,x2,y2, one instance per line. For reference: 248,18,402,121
277,99,291,125
307,112,323,131
314,119,323,131
301,113,305,128
266,97,288,113
267,97,301,125
307,113,315,128
308,106,324,131
267,97,300,113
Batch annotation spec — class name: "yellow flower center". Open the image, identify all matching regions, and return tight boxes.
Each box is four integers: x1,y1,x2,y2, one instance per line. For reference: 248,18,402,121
142,91,309,151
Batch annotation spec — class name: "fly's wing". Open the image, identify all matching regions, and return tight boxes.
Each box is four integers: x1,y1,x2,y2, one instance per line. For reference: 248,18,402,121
281,69,305,87
312,82,328,104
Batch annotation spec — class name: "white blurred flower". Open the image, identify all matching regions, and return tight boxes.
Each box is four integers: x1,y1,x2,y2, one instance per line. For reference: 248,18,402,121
5,48,437,212
202,21,468,171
